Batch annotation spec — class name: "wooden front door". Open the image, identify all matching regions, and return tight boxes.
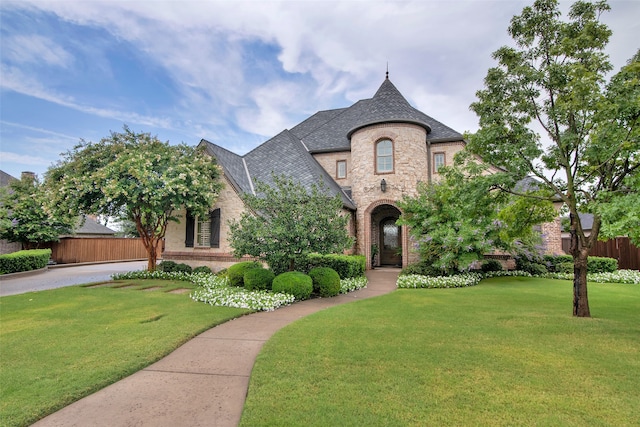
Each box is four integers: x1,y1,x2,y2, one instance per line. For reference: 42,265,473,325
380,218,401,266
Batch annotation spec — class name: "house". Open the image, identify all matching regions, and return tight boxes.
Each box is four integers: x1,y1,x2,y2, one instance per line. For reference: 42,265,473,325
163,76,564,270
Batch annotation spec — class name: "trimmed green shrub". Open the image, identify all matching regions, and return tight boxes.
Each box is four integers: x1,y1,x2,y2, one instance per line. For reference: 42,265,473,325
543,254,573,272
244,268,275,291
557,262,574,274
175,263,193,274
193,266,212,274
227,261,262,287
272,272,313,300
158,260,178,272
587,256,618,273
0,249,51,274
400,261,445,277
306,254,365,279
481,259,503,273
158,261,192,273
515,257,548,276
309,267,341,297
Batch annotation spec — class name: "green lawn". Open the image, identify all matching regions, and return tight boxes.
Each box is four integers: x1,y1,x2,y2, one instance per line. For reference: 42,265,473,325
0,280,249,427
241,277,640,426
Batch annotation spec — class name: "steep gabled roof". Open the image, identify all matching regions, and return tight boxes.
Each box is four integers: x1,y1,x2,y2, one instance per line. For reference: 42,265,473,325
0,170,17,188
201,77,464,210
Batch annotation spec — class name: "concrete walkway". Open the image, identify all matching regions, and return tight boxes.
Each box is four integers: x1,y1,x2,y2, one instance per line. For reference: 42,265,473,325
32,268,399,427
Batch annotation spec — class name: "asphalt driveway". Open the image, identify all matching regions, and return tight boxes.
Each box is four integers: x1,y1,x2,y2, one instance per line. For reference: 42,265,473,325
0,261,148,297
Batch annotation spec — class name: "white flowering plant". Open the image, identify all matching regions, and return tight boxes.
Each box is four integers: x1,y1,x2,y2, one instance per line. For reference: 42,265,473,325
397,269,640,288
112,270,369,311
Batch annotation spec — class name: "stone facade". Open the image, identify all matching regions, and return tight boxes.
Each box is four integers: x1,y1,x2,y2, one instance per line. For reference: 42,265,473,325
162,77,564,271
163,175,251,271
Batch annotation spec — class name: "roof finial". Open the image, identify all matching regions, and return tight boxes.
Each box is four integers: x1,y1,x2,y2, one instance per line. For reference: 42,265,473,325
386,62,389,80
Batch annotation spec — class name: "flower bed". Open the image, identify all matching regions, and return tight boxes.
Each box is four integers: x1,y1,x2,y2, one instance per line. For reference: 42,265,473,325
113,270,369,311
396,269,640,289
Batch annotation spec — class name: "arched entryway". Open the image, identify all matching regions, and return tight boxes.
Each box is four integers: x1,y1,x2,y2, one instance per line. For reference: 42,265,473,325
370,204,403,268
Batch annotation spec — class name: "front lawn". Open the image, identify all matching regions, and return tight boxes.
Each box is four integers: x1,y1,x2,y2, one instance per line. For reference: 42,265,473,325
241,277,640,426
0,280,249,427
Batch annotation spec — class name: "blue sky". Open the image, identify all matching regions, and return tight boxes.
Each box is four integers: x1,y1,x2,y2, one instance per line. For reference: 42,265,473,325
1,0,639,180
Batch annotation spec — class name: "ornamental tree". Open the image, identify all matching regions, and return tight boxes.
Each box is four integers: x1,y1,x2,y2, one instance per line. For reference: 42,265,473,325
468,0,639,316
0,173,76,249
46,127,222,271
398,153,556,273
229,175,353,274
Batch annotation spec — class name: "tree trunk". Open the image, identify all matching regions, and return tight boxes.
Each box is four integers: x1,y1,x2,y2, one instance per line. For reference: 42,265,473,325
146,238,158,272
569,212,590,317
572,248,590,317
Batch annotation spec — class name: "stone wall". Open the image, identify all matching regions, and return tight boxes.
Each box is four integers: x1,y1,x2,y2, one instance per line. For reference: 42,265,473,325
312,151,352,188
163,175,248,270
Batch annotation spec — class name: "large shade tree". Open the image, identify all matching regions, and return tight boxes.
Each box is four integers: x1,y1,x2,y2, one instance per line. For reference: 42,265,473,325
46,127,222,270
229,175,353,274
0,173,76,249
468,0,639,316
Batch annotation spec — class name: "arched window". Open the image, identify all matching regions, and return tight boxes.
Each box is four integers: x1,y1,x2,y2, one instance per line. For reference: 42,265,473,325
376,139,393,173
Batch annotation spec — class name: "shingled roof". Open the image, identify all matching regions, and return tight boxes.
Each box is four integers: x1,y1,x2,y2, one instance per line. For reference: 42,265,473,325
201,77,464,210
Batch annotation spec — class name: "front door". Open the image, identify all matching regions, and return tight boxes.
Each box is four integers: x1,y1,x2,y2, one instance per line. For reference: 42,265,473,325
380,218,401,266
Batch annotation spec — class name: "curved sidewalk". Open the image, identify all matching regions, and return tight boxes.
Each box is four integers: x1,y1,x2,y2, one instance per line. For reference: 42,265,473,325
32,268,399,427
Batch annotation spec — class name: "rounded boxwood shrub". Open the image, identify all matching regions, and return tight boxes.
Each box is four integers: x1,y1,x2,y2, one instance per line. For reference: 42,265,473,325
244,268,275,291
481,259,503,273
309,267,341,297
158,260,178,272
272,272,313,301
193,266,212,274
174,263,193,274
227,261,262,287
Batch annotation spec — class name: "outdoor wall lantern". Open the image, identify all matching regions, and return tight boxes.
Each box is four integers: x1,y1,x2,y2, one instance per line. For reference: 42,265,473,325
380,179,387,192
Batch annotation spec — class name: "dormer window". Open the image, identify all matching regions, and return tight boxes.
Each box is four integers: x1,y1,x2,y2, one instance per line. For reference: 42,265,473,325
376,139,393,173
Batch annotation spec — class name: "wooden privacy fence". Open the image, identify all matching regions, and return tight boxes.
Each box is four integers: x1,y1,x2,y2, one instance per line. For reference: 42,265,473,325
562,237,639,270
47,238,162,264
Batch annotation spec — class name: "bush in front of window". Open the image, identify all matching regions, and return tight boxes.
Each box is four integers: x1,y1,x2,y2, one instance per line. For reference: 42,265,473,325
227,261,262,287
272,271,313,301
309,267,341,297
244,268,275,291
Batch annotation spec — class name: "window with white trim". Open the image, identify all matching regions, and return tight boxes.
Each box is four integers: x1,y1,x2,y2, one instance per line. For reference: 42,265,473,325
196,216,211,247
434,153,445,173
376,139,393,173
337,160,346,179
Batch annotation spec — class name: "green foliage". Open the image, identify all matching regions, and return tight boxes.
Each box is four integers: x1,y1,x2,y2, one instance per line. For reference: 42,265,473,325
544,254,617,273
244,268,275,291
400,261,446,277
192,266,212,274
0,249,51,274
157,260,193,274
306,253,366,279
516,256,549,276
158,260,178,272
0,174,76,248
227,261,262,287
309,267,341,297
229,175,353,274
587,256,618,274
468,0,639,314
272,271,313,301
481,259,503,273
45,126,222,271
398,152,555,272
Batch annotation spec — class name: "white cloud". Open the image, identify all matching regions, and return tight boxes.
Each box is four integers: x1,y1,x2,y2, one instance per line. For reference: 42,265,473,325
0,151,52,166
3,0,639,150
2,34,73,68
